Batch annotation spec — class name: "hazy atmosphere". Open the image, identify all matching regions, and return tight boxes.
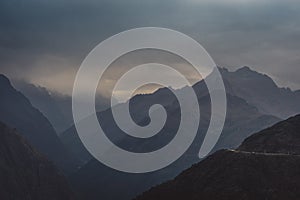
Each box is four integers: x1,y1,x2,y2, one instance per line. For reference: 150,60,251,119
1,1,300,200
1,0,300,95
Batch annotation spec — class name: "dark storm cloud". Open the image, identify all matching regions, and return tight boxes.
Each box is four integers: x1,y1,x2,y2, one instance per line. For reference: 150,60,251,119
0,0,299,93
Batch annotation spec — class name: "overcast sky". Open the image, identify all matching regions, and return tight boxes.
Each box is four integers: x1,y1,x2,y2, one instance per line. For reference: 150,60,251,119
0,0,300,96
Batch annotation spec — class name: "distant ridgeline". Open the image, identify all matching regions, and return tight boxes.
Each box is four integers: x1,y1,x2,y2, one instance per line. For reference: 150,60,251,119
14,66,300,134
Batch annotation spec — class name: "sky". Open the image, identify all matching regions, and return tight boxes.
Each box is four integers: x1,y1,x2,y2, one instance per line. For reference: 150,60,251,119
0,0,300,97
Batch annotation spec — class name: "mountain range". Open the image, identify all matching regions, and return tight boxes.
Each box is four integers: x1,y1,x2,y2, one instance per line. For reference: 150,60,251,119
65,67,284,200
13,67,300,134
63,67,291,164
1,66,299,199
136,114,300,200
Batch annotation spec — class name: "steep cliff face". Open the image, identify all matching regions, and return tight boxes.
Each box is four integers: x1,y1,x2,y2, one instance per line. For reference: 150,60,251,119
136,115,300,200
0,121,75,200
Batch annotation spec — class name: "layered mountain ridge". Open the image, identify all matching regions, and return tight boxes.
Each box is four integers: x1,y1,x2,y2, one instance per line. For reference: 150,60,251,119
14,66,300,134
2,66,299,200
66,67,280,200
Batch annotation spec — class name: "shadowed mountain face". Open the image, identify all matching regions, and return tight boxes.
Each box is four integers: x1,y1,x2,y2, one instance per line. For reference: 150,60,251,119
135,115,300,200
67,82,279,199
61,68,283,164
0,121,74,200
0,75,80,173
220,67,300,119
12,81,72,133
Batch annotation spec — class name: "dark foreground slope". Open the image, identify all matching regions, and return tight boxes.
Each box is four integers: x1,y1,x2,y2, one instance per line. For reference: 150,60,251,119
136,150,300,200
136,115,300,200
238,114,300,154
0,122,74,200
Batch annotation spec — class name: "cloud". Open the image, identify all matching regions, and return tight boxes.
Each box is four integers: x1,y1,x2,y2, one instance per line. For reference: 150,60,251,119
0,0,299,95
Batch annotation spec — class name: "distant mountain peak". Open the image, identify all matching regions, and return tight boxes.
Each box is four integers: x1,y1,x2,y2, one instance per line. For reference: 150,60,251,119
235,66,260,75
215,66,300,119
217,66,270,81
237,65,251,71
217,66,229,72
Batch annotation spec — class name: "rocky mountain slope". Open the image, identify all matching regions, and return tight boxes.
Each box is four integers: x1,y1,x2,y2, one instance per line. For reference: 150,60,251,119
0,121,75,200
238,114,300,154
135,115,300,200
0,74,80,173
220,67,300,119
